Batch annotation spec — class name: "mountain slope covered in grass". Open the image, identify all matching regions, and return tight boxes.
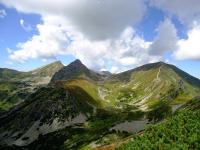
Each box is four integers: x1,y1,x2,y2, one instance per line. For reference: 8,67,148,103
0,61,64,112
0,60,200,149
98,62,200,111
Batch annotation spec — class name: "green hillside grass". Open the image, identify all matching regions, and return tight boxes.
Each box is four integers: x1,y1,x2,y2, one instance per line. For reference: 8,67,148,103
0,61,64,111
56,78,103,107
104,63,200,111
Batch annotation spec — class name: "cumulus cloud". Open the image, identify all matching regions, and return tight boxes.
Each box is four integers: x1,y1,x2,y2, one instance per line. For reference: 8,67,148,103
149,18,178,56
1,0,146,40
0,9,6,18
1,0,200,70
150,0,200,25
9,15,160,71
0,0,162,71
174,25,200,60
67,26,160,71
10,16,71,63
20,19,32,31
150,0,200,61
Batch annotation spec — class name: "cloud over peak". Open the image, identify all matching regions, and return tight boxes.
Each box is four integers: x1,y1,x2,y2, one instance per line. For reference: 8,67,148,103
1,0,146,40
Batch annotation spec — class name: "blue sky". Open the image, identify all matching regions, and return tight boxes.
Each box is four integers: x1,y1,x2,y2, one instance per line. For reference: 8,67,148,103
0,3,75,70
0,0,200,78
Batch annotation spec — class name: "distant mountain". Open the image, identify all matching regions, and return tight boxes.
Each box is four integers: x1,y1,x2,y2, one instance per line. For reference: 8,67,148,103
0,60,200,149
30,61,64,77
0,68,21,80
0,61,64,112
100,71,112,76
51,59,104,82
22,61,64,86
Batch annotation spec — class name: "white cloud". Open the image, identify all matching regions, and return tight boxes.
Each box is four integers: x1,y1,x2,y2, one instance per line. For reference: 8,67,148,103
1,0,200,70
110,66,119,73
149,18,178,55
174,25,200,60
2,0,180,72
0,9,6,18
1,0,162,71
0,0,146,40
20,19,32,31
9,15,160,71
67,26,161,71
149,0,200,61
10,16,71,63
150,0,200,26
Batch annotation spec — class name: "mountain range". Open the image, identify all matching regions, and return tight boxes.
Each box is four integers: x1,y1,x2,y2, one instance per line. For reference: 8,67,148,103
0,59,200,150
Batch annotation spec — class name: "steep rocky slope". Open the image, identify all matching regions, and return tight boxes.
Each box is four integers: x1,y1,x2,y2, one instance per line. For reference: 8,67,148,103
0,82,96,147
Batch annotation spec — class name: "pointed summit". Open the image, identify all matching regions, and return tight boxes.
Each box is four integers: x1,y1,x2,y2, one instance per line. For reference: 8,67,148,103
71,59,82,65
51,59,103,82
67,59,86,69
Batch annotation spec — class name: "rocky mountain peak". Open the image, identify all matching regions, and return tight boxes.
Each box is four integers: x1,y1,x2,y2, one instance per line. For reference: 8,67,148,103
67,59,87,70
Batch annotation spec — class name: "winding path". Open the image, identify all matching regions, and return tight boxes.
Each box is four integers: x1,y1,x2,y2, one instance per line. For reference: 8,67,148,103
156,66,162,80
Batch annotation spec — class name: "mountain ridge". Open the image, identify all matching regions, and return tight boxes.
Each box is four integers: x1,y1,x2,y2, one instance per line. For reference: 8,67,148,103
0,60,200,149
0,61,64,112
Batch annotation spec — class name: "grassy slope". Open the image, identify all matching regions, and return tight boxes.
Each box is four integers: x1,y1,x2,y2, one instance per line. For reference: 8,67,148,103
62,78,103,106
0,61,64,111
100,64,200,110
0,68,21,80
117,97,200,150
1,61,200,112
53,63,200,112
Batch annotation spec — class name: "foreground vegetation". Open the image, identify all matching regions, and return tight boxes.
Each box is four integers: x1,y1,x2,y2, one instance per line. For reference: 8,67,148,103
118,98,200,150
